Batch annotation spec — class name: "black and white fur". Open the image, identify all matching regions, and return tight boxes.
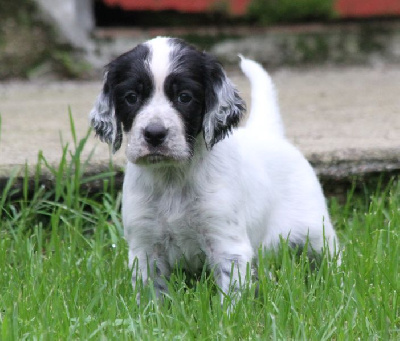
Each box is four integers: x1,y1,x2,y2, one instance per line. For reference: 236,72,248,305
90,37,339,303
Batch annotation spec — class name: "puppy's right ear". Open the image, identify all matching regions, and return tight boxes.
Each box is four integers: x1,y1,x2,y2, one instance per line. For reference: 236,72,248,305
89,72,122,153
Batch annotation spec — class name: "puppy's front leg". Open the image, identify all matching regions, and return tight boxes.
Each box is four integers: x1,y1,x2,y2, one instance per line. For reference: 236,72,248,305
206,239,253,304
129,248,170,304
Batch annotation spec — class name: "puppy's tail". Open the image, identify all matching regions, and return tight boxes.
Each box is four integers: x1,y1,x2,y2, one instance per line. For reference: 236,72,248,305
239,56,284,137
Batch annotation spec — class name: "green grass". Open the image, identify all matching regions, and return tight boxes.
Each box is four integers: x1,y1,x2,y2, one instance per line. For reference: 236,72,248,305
0,115,399,339
247,0,336,24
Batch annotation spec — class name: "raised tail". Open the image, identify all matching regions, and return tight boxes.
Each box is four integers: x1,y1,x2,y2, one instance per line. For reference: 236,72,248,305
239,56,284,137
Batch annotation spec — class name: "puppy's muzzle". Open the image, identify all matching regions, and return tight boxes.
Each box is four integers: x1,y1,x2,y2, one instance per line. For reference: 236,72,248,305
143,123,169,147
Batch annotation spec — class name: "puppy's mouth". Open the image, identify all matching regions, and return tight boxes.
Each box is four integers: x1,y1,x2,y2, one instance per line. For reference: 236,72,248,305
135,153,180,165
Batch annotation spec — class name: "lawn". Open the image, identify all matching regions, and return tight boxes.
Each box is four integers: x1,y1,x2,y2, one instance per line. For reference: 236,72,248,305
0,120,399,340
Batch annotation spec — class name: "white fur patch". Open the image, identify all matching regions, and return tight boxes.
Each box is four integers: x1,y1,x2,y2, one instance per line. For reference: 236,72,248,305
147,37,172,91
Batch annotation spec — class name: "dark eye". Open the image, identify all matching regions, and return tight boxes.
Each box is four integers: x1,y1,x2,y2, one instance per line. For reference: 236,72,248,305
178,92,192,104
125,92,138,105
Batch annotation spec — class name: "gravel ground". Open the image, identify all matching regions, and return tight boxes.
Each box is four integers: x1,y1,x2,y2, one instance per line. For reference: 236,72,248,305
1,64,399,180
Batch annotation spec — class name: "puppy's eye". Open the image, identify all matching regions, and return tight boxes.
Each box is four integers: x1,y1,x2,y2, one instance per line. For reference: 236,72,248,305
178,92,192,104
125,92,138,105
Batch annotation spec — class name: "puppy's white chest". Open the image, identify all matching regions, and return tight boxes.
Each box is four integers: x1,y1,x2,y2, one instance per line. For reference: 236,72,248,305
123,178,207,272
156,188,206,268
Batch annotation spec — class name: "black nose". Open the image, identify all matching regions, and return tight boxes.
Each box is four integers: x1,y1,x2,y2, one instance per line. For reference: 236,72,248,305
143,123,168,147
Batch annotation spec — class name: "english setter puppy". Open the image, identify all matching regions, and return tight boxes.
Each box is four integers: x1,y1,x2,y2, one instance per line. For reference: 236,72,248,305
90,37,339,303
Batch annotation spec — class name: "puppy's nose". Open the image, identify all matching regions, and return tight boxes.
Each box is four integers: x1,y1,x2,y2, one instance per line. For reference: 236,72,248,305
143,123,168,147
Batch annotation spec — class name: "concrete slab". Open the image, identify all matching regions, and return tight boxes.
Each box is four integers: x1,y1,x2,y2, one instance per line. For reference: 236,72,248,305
1,64,399,193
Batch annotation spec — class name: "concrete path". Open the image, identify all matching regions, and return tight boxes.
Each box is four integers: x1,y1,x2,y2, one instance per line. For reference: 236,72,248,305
1,64,399,191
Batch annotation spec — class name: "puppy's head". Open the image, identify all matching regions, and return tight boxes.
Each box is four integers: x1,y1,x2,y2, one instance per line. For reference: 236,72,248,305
90,37,245,165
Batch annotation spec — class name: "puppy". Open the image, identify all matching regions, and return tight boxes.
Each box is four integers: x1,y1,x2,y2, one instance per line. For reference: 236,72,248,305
90,37,339,303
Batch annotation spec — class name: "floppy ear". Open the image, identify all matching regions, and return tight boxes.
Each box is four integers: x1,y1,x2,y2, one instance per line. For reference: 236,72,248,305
203,54,246,149
89,72,123,153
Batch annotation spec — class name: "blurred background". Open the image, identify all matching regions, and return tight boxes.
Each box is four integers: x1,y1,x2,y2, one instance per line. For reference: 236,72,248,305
0,0,399,79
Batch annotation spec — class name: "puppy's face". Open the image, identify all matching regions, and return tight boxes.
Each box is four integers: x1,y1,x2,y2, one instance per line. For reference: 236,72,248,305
90,37,245,165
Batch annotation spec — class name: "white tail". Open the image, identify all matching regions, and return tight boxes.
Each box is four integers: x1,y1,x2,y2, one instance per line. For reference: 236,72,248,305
239,56,284,137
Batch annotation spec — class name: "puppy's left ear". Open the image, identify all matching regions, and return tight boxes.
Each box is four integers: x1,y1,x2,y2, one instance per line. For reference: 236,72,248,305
203,54,246,149
89,72,123,153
